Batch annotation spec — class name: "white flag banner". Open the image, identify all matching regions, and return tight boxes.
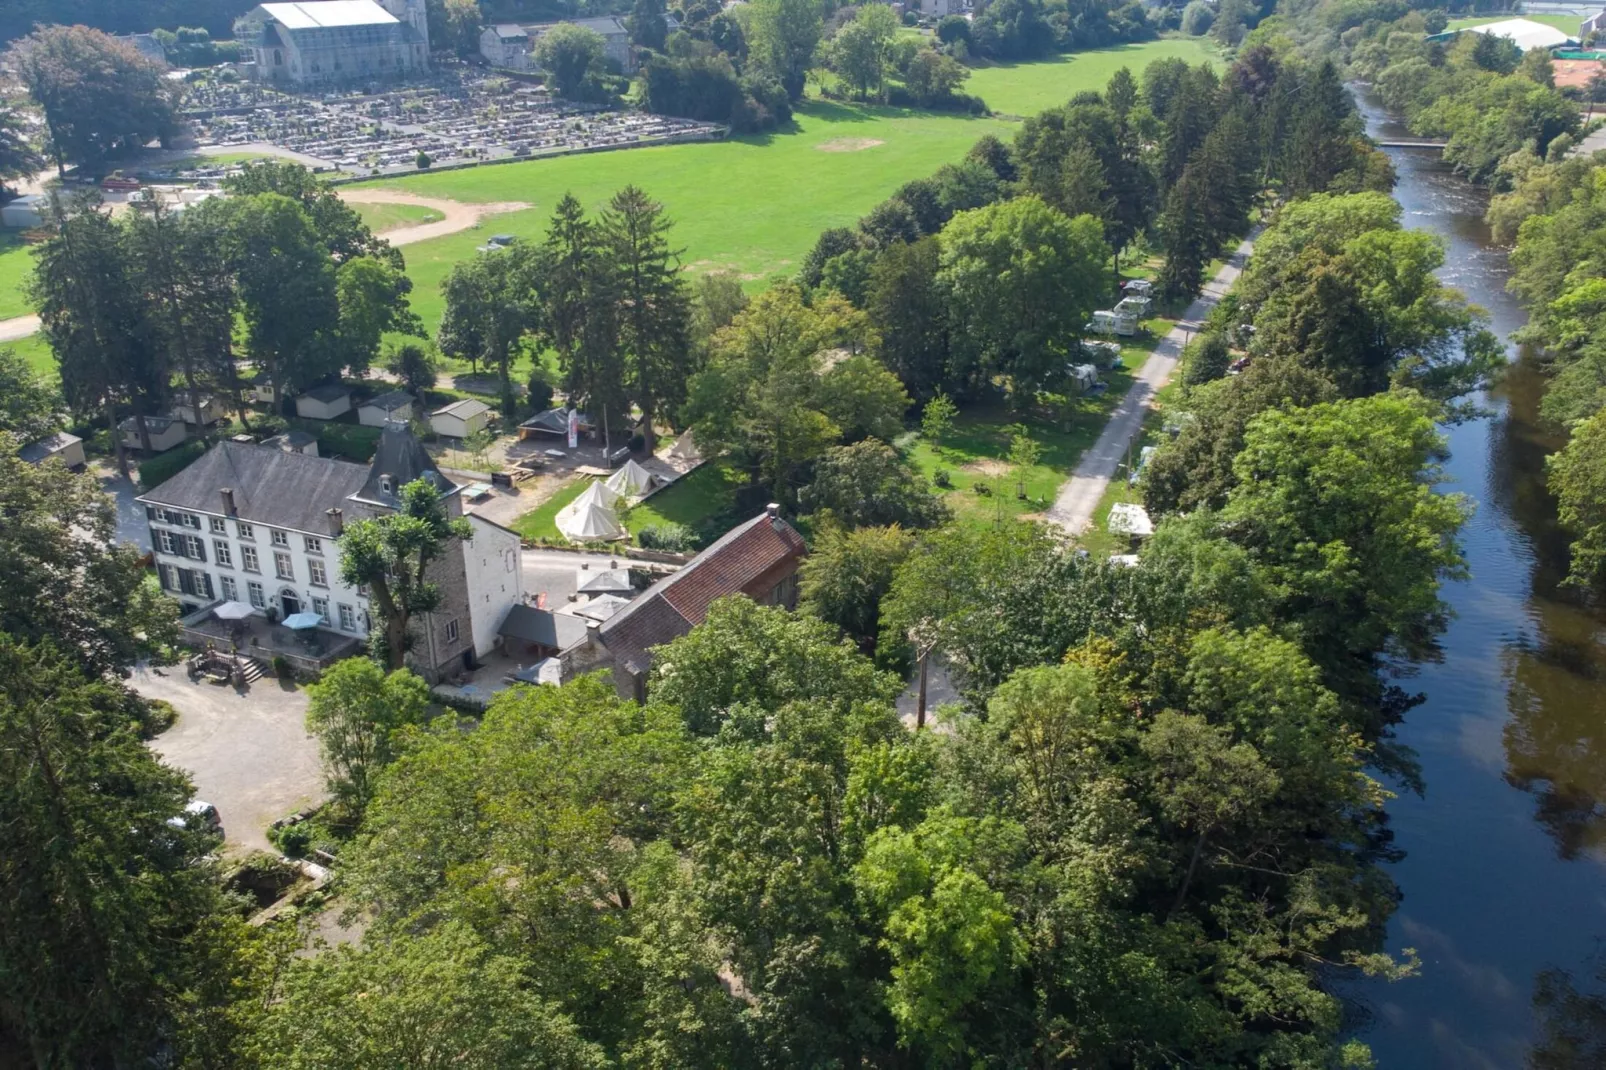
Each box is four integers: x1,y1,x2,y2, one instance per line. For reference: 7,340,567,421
567,408,578,449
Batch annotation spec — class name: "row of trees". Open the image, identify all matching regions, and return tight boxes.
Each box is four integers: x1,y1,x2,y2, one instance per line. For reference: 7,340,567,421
31,162,417,474
439,185,689,444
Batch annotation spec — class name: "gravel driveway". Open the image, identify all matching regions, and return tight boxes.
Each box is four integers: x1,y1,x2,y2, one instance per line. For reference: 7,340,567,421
133,667,324,855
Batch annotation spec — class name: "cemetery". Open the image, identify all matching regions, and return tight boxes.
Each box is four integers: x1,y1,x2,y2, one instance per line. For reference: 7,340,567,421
178,71,720,179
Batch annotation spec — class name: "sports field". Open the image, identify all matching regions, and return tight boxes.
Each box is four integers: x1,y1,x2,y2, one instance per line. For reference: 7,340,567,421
966,37,1220,117
1448,14,1580,35
352,201,446,233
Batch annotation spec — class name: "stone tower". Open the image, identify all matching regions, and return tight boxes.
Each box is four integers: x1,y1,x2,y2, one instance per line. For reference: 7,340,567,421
381,0,430,56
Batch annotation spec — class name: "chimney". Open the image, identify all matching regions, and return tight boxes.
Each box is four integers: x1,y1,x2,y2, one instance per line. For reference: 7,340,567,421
766,502,780,519
327,508,343,536
220,488,235,515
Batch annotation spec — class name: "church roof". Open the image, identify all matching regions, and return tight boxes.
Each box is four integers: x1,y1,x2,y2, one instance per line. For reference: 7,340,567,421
260,1,400,31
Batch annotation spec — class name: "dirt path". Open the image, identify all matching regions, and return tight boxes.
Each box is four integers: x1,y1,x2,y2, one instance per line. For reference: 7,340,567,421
1044,232,1259,537
0,314,40,342
336,188,531,247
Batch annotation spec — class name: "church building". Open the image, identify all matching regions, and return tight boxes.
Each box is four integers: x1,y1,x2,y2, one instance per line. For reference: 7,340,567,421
239,0,429,85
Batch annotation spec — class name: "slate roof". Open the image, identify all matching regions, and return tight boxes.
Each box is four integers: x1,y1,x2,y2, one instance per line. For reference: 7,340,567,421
19,432,81,464
500,604,592,649
137,441,368,536
600,510,806,675
355,425,458,507
434,398,491,419
120,415,180,433
260,1,399,31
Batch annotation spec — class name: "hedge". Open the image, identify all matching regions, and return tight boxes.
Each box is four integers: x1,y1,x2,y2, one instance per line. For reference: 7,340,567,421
137,440,208,490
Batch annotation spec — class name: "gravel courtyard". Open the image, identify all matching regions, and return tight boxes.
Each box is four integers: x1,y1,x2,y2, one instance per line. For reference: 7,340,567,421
133,667,324,855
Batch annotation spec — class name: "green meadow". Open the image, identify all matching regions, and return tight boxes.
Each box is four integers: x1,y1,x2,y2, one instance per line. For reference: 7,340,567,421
352,201,445,233
0,233,33,321
965,37,1220,117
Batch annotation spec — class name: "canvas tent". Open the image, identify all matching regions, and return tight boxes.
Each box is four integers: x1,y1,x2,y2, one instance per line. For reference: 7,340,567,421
605,459,656,498
572,479,621,511
1108,502,1155,538
666,428,702,463
576,568,633,595
557,498,626,541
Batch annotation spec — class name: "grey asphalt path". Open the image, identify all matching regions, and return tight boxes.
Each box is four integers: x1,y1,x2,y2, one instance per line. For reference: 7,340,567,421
1044,234,1259,537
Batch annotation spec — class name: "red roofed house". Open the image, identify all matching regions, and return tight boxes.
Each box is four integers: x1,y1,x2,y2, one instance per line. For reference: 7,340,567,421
590,504,807,699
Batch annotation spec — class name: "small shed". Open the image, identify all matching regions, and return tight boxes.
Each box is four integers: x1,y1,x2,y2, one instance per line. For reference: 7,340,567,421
358,390,420,428
249,371,276,404
119,415,188,453
1,194,46,229
518,407,593,441
431,397,492,440
499,604,591,657
19,431,85,469
295,384,353,421
261,430,319,457
170,395,229,426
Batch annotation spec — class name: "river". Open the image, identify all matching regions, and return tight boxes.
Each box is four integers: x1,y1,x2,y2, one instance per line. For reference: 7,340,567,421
1339,94,1606,1068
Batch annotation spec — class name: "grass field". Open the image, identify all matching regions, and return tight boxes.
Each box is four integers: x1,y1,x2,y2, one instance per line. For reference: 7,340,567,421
623,463,743,536
0,233,33,321
353,201,445,233
511,476,590,541
965,37,1221,118
4,332,51,378
1448,14,1580,35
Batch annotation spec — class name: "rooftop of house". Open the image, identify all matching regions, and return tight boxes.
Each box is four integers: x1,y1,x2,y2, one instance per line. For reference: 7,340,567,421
301,383,351,403
435,397,491,419
18,432,81,464
600,507,805,674
354,425,458,507
120,415,180,433
500,604,592,650
137,440,369,535
361,389,418,412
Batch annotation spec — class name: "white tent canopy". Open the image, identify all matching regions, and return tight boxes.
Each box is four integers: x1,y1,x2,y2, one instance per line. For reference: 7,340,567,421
1460,18,1574,51
576,568,633,595
666,428,702,463
606,459,657,498
1108,502,1155,538
571,479,620,511
556,483,626,542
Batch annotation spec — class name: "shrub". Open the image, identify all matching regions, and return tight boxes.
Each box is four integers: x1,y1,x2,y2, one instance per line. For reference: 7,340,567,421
137,698,177,739
271,654,291,679
627,432,646,453
1182,331,1232,387
311,422,382,461
527,368,554,412
271,822,311,858
137,439,207,491
637,522,697,552
933,468,952,489
972,479,992,497
416,150,432,169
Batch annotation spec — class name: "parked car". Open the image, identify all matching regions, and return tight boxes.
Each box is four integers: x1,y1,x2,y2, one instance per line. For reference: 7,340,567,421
1227,356,1252,375
169,799,224,840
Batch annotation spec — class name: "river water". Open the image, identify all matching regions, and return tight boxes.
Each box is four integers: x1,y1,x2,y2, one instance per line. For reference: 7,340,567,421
1339,95,1606,1068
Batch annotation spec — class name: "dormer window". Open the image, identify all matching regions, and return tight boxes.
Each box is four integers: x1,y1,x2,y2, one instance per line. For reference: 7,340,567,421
379,474,394,495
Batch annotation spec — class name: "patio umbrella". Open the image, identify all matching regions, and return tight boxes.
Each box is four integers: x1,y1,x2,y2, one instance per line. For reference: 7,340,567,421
212,600,257,620
281,612,323,630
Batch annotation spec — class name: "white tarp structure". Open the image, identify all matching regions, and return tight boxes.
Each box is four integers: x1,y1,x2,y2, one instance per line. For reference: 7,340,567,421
606,459,656,498
557,497,626,541
1460,18,1574,51
1108,502,1155,538
572,593,631,622
666,428,702,463
556,480,625,541
576,568,633,595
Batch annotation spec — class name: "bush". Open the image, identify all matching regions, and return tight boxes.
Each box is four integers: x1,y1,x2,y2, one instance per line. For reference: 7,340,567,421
933,468,952,488
1182,331,1232,387
271,822,311,858
416,150,432,169
1181,1,1214,35
138,698,177,739
310,421,383,461
271,655,291,679
937,14,970,44
637,522,697,552
527,368,554,412
972,479,992,497
137,439,208,491
627,432,645,452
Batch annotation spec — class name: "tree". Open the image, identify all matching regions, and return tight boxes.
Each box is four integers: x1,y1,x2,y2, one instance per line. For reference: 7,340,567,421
920,392,957,449
1156,160,1213,302
1181,330,1231,386
536,23,607,100
744,0,822,99
828,4,898,100
386,341,439,396
246,923,606,1070
0,636,224,1066
629,0,670,52
540,194,624,444
902,48,970,107
440,0,483,55
1548,407,1606,590
222,192,342,405
335,256,423,378
939,196,1109,395
29,193,168,474
601,186,692,452
8,25,178,172
803,439,949,530
225,161,401,269
338,479,474,671
0,103,43,186
0,347,61,443
869,238,952,402
1006,426,1041,497
305,659,432,812
800,524,916,648
1181,0,1214,36
816,353,910,443
437,244,542,416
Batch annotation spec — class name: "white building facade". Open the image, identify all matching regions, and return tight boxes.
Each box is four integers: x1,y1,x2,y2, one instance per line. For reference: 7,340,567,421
240,0,430,86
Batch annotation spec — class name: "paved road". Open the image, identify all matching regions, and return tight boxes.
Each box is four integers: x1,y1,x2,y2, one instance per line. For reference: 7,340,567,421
135,668,322,855
1044,234,1258,536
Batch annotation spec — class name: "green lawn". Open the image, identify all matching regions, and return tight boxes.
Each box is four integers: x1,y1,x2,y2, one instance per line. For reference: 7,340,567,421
359,100,1013,331
0,232,34,321
353,201,445,233
1448,15,1580,35
511,476,590,542
623,463,744,535
965,37,1222,118
4,332,51,378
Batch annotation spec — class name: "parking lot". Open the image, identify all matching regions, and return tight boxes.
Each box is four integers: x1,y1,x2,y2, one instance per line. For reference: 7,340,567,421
134,667,323,855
